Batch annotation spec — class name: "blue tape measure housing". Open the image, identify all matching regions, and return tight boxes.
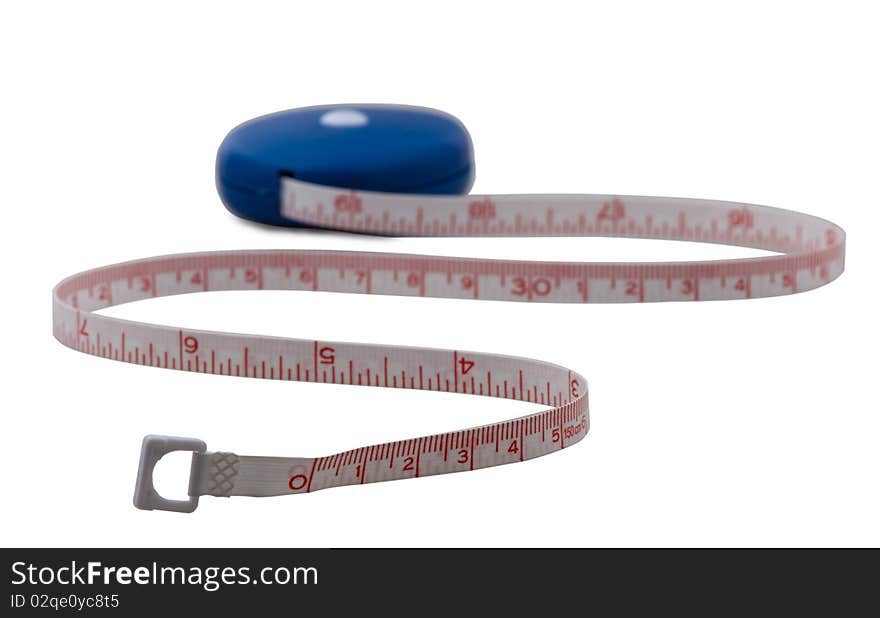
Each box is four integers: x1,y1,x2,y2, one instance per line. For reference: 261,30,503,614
216,104,475,227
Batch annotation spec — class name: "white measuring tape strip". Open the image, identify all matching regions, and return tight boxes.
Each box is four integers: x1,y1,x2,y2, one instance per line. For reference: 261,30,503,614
52,177,845,512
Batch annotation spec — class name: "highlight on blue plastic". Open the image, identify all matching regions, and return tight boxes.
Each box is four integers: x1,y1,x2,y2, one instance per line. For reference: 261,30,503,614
216,104,475,227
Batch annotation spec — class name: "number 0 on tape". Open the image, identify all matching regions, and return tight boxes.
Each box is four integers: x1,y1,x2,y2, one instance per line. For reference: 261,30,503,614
51,105,845,512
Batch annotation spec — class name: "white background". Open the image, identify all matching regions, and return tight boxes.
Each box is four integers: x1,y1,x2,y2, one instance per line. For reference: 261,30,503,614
1,1,877,547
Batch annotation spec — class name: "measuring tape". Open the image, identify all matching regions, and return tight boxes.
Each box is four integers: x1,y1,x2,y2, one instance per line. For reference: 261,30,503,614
51,105,846,512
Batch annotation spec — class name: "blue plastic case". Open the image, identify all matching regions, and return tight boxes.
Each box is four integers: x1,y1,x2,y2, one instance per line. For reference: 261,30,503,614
216,104,475,227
